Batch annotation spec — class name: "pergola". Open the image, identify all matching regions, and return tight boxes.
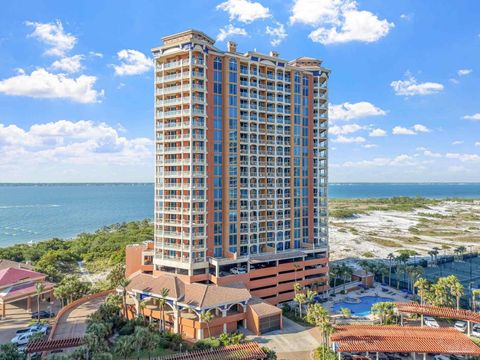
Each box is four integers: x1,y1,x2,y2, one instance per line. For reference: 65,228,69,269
158,343,267,360
396,302,480,335
26,337,84,353
331,325,480,360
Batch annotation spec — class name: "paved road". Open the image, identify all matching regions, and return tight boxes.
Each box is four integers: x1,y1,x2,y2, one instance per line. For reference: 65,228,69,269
247,317,322,360
53,296,106,339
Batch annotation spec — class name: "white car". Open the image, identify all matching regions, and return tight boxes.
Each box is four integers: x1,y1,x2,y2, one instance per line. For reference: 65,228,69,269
454,320,467,332
230,267,247,274
472,324,480,337
434,355,450,360
424,316,440,328
11,324,48,346
11,332,33,346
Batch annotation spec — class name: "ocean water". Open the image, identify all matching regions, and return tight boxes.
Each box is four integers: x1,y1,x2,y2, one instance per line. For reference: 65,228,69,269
0,182,479,247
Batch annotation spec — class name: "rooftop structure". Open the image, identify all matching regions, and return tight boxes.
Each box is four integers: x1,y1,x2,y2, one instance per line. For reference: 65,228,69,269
0,264,54,318
158,343,267,360
331,325,480,355
121,271,282,339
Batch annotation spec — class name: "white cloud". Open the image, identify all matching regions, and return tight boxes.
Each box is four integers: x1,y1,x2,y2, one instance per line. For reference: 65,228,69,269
26,20,76,57
113,49,153,76
369,128,386,137
452,140,464,145
475,142,480,147
400,13,413,21
329,123,363,135
392,126,416,135
413,124,430,133
0,68,103,103
446,153,480,162
216,24,248,42
0,120,152,182
458,69,472,76
391,74,443,96
423,150,441,158
216,0,271,23
266,22,287,46
333,135,366,143
329,101,386,121
363,144,377,149
290,0,393,45
51,54,84,73
464,113,480,121
340,154,416,168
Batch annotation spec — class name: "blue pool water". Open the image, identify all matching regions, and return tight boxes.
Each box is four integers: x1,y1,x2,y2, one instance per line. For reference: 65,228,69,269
332,296,394,317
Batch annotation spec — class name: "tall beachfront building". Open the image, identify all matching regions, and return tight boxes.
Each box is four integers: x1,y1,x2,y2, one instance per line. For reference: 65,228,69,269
137,29,329,305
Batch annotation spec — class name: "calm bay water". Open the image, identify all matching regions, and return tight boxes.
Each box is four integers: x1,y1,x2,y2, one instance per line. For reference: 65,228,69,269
0,182,479,247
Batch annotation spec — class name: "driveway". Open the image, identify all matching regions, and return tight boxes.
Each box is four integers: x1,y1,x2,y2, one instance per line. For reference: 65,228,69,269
0,299,59,345
247,317,322,360
53,296,106,339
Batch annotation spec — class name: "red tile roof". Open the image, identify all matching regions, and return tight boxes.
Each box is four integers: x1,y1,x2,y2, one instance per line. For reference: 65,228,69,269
331,325,480,355
396,302,480,323
1,281,55,301
0,267,45,287
158,343,267,360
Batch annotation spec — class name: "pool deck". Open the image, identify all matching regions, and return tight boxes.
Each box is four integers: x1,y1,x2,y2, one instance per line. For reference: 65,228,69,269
325,283,412,319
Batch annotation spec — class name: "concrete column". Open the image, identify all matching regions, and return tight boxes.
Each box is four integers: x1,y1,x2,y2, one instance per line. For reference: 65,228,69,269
215,265,219,278
27,297,32,312
0,302,5,319
222,309,227,333
338,352,341,360
242,306,247,328
468,320,472,336
420,314,424,327
173,308,180,334
376,352,379,360
197,327,204,340
423,353,427,360
413,353,416,360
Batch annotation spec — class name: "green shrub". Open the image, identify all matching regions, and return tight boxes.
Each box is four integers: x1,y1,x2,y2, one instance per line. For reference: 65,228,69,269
193,337,221,350
118,321,135,336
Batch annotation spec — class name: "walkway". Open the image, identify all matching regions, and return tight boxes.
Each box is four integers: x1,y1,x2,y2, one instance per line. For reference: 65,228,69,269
53,295,106,339
246,317,322,360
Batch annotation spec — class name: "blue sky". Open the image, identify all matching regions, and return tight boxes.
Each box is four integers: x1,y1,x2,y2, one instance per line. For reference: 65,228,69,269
0,0,479,182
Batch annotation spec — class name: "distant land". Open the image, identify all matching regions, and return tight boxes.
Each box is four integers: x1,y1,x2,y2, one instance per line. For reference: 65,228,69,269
1,182,480,247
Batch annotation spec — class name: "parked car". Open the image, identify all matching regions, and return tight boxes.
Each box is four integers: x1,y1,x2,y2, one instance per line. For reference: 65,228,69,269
11,332,32,347
454,320,467,332
471,324,480,337
230,267,247,274
434,355,451,360
424,316,440,328
31,310,55,319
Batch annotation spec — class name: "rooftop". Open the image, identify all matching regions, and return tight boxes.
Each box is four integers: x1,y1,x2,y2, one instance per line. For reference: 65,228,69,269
396,302,480,323
125,272,251,309
0,267,46,287
0,259,34,271
159,343,267,360
331,325,480,355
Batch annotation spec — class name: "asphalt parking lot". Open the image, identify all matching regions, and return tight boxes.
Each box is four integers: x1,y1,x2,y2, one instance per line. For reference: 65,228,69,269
0,299,59,345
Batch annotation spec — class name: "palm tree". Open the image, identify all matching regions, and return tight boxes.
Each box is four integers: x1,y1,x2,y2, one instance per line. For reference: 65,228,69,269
158,288,170,333
133,327,149,360
447,275,464,310
340,264,353,293
339,307,351,318
387,253,395,286
329,265,340,294
472,289,480,311
118,278,131,318
200,310,214,338
139,300,147,325
293,282,307,318
35,282,45,322
414,278,431,305
105,294,122,308
376,263,389,285
371,302,395,325
114,336,134,360
306,303,334,360
454,246,467,261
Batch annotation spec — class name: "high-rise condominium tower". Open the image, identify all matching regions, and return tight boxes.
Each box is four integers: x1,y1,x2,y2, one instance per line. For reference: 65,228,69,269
150,30,329,304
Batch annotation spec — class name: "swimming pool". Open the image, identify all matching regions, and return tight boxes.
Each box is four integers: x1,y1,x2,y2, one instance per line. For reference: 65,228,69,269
332,296,394,317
